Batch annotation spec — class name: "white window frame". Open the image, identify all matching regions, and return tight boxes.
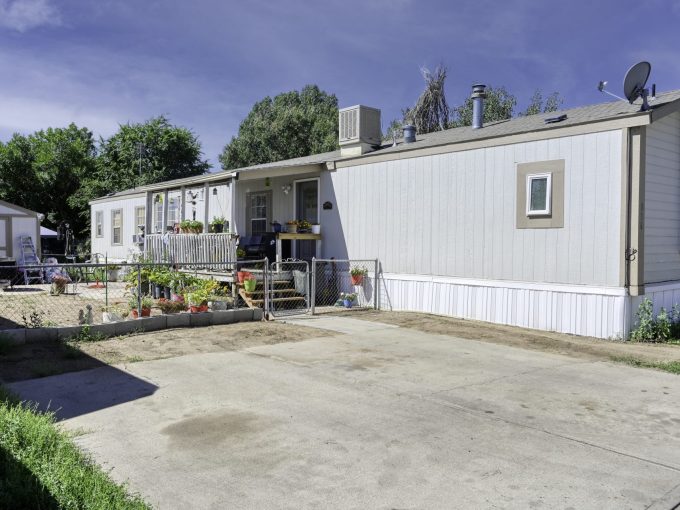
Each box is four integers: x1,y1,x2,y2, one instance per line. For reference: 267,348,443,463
95,210,103,238
526,173,552,216
111,209,123,245
247,191,270,235
134,206,145,234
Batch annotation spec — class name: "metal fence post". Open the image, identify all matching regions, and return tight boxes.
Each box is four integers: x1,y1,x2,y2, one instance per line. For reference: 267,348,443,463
263,257,269,319
136,263,142,318
374,258,379,310
311,257,316,315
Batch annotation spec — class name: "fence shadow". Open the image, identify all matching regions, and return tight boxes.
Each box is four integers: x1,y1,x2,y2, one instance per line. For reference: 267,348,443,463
7,360,158,421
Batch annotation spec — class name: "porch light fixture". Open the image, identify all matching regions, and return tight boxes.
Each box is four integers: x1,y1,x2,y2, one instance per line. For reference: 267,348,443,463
212,188,218,196
281,184,292,195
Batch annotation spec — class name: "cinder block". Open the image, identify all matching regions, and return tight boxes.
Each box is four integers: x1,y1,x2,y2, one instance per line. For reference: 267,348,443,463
189,312,212,327
138,316,166,332
113,320,144,337
90,323,118,339
25,327,58,344
211,310,235,325
252,308,264,321
57,326,83,341
165,313,191,329
233,308,254,323
0,328,26,344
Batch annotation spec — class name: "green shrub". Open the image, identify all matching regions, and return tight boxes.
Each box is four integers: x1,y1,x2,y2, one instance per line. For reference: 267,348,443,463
630,298,680,342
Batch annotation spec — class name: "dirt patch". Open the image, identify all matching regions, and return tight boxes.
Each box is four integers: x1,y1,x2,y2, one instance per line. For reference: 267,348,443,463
322,309,680,364
0,322,332,383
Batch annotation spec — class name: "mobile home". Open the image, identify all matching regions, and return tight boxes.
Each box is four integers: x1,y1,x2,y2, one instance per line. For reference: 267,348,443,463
91,88,680,338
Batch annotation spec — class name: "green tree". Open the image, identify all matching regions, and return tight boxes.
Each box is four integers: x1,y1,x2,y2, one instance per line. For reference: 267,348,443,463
71,116,210,229
220,85,339,170
450,85,518,127
522,90,563,116
0,124,97,234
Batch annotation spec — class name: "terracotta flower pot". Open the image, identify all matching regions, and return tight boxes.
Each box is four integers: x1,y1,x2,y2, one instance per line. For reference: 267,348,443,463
237,271,252,283
351,274,364,285
190,304,209,313
131,308,151,319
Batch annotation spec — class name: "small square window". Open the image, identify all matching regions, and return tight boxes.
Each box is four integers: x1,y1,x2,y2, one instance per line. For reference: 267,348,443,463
526,173,552,216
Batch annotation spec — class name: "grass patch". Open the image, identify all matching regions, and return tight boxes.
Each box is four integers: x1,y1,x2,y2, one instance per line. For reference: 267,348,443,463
0,386,150,509
611,356,680,374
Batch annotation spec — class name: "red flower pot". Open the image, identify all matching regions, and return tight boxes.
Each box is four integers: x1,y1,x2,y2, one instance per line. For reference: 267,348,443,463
190,304,209,313
351,274,364,285
237,271,252,283
131,308,151,319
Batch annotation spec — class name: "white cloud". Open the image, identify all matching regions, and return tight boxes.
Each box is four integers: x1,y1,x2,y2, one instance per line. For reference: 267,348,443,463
0,0,60,32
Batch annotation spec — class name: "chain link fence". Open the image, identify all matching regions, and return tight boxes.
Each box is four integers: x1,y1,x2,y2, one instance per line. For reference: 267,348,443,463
0,257,381,329
311,259,379,314
0,260,265,330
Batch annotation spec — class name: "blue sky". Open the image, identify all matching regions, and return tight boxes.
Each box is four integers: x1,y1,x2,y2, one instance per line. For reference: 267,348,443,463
1,0,679,168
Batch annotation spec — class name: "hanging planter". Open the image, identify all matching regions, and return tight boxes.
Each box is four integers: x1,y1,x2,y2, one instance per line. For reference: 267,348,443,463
350,267,367,286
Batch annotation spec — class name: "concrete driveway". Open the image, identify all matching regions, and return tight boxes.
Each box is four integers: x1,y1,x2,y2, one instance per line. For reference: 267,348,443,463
9,316,680,509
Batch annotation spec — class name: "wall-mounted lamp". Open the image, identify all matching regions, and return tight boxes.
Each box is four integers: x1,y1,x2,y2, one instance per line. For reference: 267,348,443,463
212,188,218,196
281,184,292,195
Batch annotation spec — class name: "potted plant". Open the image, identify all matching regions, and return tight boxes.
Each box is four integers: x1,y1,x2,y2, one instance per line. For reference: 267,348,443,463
106,264,121,282
208,294,229,311
236,270,252,283
340,292,357,308
236,247,246,260
129,295,153,318
187,289,209,313
286,220,298,233
179,220,192,233
102,305,123,323
157,298,187,314
311,223,321,235
271,221,282,233
350,267,367,285
297,219,311,233
50,275,69,295
243,275,257,293
189,220,204,234
210,216,226,233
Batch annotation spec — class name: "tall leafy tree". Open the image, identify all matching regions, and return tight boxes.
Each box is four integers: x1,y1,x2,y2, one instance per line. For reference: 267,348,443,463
72,116,210,228
521,90,563,116
450,85,518,127
219,85,339,170
0,124,97,234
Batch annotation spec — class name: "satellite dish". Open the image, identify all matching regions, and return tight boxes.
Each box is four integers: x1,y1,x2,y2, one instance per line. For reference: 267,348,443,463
598,61,656,111
623,61,651,104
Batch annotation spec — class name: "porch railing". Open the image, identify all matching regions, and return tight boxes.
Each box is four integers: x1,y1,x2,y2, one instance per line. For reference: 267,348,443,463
144,233,238,270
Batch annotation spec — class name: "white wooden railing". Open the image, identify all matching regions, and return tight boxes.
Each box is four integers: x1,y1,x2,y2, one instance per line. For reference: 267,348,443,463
144,233,237,270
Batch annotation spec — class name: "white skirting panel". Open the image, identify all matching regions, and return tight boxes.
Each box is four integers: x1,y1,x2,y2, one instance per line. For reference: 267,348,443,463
379,273,628,339
635,281,680,315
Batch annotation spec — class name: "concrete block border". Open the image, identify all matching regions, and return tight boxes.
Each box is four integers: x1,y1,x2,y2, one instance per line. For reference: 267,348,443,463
0,308,260,344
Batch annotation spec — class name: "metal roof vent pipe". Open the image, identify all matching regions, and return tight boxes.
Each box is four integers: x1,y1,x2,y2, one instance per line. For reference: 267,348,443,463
471,84,487,129
403,124,416,143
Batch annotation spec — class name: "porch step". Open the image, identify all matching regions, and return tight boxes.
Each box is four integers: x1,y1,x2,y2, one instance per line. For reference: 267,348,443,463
237,287,305,309
241,288,296,296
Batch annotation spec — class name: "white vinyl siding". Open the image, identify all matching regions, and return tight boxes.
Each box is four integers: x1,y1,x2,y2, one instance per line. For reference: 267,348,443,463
111,209,123,245
95,211,103,237
321,129,623,287
644,112,680,283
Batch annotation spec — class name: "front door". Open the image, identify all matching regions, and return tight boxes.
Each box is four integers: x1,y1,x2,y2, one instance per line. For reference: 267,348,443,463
295,180,318,260
0,217,10,258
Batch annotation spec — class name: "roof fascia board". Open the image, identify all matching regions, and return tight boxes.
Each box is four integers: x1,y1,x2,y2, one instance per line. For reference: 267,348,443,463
0,199,38,217
238,164,323,180
333,115,650,169
89,192,146,205
650,99,680,123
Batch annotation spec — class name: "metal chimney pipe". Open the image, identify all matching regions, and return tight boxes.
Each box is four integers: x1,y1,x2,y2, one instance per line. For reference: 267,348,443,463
471,84,487,129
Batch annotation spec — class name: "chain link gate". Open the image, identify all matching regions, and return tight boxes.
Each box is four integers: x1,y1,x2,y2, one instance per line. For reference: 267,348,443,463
266,260,310,317
311,258,379,314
